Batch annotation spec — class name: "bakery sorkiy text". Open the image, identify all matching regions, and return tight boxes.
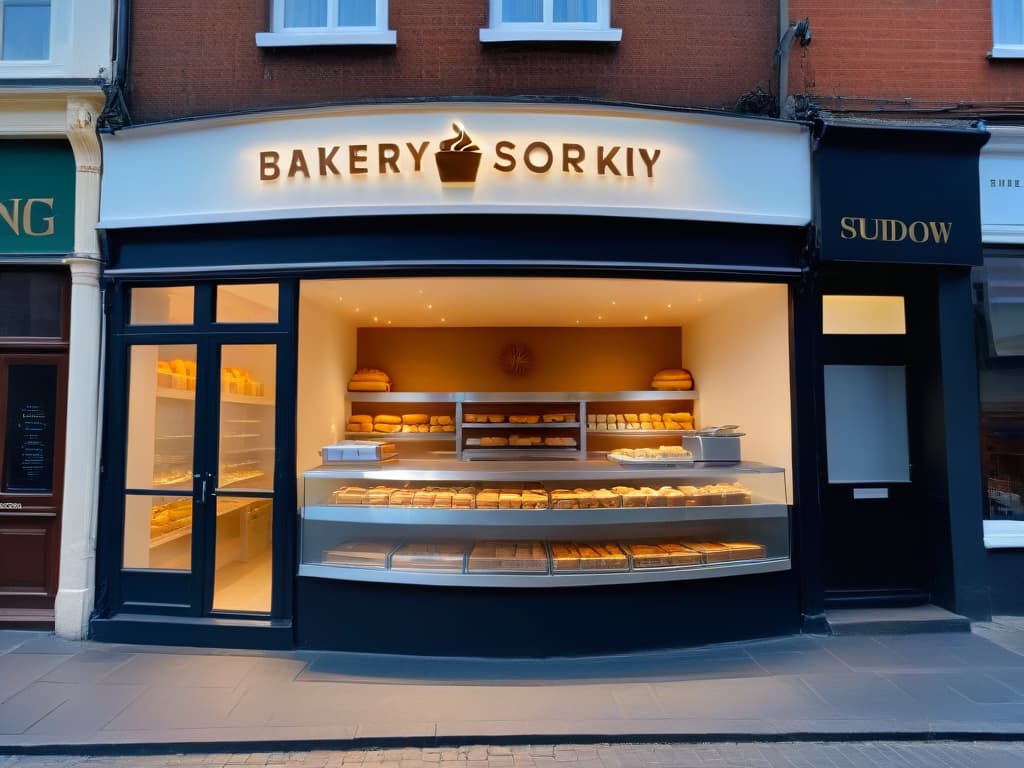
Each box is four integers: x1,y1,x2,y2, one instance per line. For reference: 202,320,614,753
258,140,662,180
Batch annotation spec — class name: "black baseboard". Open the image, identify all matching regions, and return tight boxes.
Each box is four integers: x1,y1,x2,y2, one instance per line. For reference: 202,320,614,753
89,613,293,650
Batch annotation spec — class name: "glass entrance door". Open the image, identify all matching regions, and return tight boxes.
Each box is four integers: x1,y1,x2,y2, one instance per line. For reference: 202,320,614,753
114,282,290,619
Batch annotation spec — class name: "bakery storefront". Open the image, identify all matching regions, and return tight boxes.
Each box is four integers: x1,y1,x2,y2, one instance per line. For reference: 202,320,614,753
89,102,982,654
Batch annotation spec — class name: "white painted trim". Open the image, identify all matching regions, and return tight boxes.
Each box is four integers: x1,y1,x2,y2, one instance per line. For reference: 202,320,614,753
990,44,1024,58
256,29,396,47
984,519,1024,548
480,27,622,43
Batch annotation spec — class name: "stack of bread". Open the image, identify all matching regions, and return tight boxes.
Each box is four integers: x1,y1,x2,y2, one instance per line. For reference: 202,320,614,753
156,359,199,391
327,482,751,509
347,413,456,434
650,368,694,390
550,542,628,571
588,411,694,431
607,445,693,462
347,368,391,392
467,541,548,572
150,498,192,539
623,542,703,568
682,541,766,563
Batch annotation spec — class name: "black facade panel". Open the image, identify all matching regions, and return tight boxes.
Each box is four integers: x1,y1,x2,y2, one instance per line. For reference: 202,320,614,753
295,573,801,657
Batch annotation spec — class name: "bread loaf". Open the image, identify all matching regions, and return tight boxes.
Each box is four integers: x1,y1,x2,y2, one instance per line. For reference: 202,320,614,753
402,414,429,425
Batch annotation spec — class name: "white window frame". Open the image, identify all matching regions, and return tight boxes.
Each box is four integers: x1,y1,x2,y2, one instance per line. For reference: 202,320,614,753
256,0,396,47
991,0,1024,58
0,0,52,63
480,0,622,43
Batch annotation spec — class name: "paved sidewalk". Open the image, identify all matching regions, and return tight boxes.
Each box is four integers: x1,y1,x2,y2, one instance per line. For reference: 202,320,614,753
4,618,1024,751
6,742,1024,768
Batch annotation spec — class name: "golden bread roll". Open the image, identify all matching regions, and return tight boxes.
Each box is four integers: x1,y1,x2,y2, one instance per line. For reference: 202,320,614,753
402,425,416,433
487,414,506,423
349,414,372,424
375,414,402,425
373,423,402,433
624,413,639,423
402,414,429,425
417,424,430,433
429,425,444,433
509,415,540,424
652,368,692,381
157,361,172,373
429,415,440,426
346,422,364,432
442,425,455,432
170,359,187,375
347,381,389,392
437,415,452,426
350,368,390,382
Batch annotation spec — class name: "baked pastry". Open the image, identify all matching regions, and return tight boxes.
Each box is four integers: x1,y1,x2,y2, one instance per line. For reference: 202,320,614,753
487,414,506,423
389,489,415,506
332,486,367,505
550,489,579,509
468,541,547,573
374,414,401,425
651,368,694,391
349,414,372,424
521,489,548,509
576,543,628,570
509,415,540,424
625,542,702,568
373,423,402,434
437,415,453,426
550,543,581,571
402,414,429,425
481,436,508,447
499,491,523,509
476,489,500,509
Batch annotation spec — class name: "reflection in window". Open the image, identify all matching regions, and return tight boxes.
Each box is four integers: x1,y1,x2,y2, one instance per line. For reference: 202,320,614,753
130,286,195,326
1,0,50,60
0,270,64,338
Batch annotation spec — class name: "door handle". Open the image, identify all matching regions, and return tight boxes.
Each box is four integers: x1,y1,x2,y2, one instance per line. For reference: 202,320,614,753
200,479,207,504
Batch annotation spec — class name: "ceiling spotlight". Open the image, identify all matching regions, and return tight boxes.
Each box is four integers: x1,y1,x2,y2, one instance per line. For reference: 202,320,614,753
372,316,379,322
427,304,433,310
643,315,649,321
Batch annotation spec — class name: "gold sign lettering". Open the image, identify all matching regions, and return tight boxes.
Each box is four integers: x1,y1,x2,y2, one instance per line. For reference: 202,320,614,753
257,137,664,181
0,198,55,237
840,216,952,245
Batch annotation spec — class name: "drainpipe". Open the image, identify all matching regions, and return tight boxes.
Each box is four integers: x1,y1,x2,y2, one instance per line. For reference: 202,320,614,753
775,4,812,119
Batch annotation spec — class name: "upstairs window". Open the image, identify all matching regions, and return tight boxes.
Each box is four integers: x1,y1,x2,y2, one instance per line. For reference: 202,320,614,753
256,0,396,47
1,0,50,61
992,0,1024,58
481,0,621,42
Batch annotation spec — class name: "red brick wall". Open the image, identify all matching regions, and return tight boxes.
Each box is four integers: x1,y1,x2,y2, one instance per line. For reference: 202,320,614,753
128,1,778,122
787,1,1024,109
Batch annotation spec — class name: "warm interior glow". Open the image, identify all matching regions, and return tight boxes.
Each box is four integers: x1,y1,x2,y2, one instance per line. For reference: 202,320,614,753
822,295,906,335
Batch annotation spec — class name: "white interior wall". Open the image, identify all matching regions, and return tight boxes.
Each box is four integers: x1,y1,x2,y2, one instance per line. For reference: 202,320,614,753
682,285,793,501
296,291,355,483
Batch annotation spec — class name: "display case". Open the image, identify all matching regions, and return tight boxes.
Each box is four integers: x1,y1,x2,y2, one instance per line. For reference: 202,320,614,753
299,459,789,587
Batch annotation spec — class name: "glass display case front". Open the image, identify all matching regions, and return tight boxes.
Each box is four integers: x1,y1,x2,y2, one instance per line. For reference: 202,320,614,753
299,460,789,586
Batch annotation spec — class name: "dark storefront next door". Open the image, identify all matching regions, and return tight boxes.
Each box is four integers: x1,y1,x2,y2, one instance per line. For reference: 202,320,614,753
111,284,293,623
0,354,68,622
820,279,929,605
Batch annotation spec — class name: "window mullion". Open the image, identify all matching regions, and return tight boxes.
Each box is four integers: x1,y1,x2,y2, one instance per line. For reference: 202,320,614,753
327,0,338,30
544,0,553,24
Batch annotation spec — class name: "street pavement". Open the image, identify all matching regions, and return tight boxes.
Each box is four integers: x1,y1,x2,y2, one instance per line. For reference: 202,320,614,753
5,742,1024,767
4,617,1024,755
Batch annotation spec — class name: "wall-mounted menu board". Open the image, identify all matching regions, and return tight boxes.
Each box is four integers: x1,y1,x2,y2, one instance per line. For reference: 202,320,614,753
3,364,57,493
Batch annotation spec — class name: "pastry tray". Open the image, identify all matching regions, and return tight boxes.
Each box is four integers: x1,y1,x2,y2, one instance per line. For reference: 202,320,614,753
322,540,398,569
390,542,467,572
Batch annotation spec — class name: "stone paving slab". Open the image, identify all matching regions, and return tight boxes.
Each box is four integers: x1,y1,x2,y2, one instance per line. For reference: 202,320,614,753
5,627,1024,749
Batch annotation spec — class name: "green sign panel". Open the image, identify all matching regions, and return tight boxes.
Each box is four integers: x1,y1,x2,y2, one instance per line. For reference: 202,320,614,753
0,140,75,256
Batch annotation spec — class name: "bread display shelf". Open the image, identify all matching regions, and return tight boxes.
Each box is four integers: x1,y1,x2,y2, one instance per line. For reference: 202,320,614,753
299,556,791,588
156,387,275,407
149,497,255,548
463,422,582,430
303,502,787,526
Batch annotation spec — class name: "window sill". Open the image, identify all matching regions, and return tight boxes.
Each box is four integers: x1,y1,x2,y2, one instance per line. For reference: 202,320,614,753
479,27,622,43
255,30,397,47
990,45,1024,59
984,519,1024,548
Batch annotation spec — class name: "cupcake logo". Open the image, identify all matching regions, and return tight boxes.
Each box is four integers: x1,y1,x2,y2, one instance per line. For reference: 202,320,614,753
435,122,482,183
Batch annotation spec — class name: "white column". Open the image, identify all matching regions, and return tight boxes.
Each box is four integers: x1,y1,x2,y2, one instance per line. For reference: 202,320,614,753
54,96,105,639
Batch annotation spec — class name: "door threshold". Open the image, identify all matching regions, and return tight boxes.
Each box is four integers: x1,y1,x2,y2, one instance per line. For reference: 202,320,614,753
0,608,55,630
90,613,293,650
824,589,931,609
826,604,971,635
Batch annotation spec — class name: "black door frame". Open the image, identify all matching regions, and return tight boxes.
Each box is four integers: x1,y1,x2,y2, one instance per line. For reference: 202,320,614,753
817,265,933,605
97,280,298,623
